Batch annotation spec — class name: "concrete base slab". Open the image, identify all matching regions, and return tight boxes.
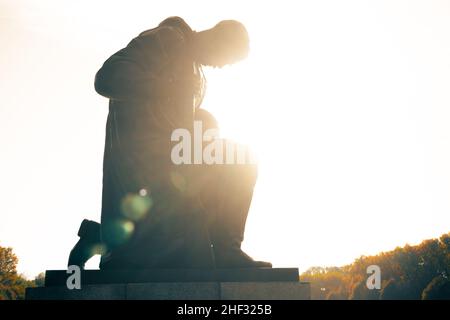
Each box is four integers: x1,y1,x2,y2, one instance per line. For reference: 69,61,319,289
26,268,310,300
26,281,310,300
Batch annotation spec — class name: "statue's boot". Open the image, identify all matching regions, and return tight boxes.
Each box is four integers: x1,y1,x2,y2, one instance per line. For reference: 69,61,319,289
213,240,272,268
209,163,272,268
68,219,102,269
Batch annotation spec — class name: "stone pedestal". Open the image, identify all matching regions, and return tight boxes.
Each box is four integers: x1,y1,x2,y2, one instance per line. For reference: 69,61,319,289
26,268,310,300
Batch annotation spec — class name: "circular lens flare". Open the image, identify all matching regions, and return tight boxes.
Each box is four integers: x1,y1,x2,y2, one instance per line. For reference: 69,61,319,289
121,193,153,221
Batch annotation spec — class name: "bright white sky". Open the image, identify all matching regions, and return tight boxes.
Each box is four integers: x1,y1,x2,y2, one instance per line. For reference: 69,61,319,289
1,0,450,278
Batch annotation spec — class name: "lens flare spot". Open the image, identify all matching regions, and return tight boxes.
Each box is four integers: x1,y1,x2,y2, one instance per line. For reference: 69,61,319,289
121,220,134,233
87,243,108,257
121,193,153,221
139,188,148,196
103,219,135,247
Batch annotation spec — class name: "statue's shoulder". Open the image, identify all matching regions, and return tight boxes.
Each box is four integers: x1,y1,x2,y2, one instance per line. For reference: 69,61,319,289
137,25,185,44
130,25,186,58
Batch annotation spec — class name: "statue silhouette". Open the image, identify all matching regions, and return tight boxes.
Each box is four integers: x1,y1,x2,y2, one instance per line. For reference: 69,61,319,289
68,17,271,270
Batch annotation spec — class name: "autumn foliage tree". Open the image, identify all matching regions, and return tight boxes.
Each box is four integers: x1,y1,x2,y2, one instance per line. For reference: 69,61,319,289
421,275,450,300
301,232,450,300
0,246,36,300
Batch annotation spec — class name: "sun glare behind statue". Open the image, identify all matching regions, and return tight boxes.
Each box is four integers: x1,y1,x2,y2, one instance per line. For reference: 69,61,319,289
200,27,296,266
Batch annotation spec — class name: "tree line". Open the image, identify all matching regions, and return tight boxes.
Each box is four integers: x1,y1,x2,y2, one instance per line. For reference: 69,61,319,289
301,232,450,299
